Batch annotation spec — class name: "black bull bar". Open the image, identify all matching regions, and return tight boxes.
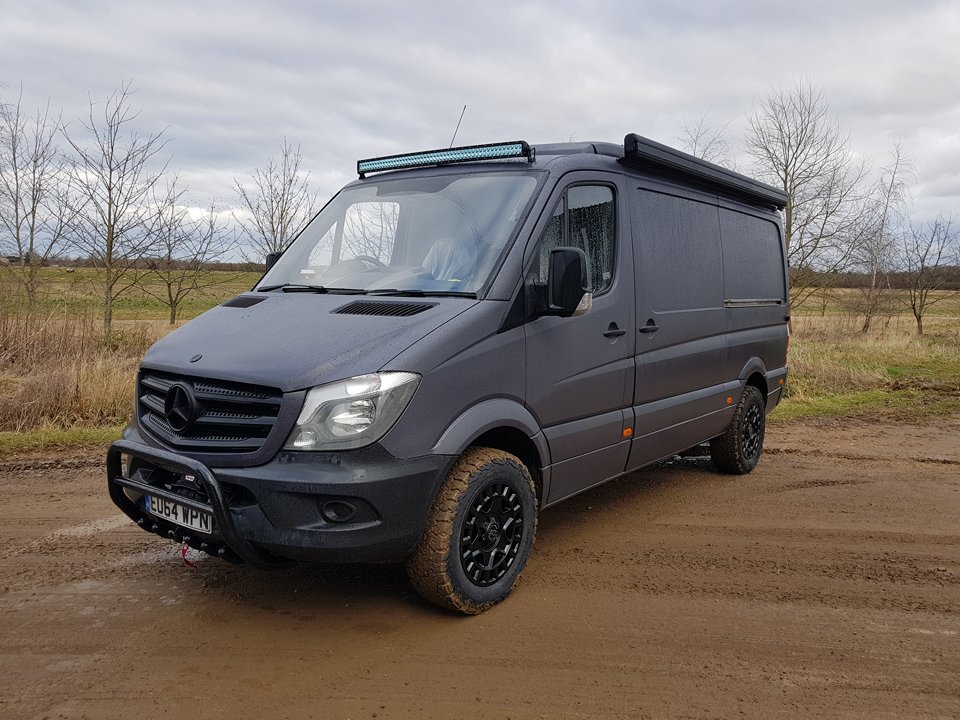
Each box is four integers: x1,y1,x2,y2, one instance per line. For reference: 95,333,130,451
107,439,291,569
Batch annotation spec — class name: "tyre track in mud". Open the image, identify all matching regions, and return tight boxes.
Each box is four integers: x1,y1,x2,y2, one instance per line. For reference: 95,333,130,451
765,446,960,466
1,416,958,719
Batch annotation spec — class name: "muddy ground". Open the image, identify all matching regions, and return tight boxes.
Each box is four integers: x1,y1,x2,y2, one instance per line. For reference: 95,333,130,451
1,416,958,719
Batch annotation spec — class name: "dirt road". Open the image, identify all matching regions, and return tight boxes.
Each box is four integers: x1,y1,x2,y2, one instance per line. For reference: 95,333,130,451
2,416,958,719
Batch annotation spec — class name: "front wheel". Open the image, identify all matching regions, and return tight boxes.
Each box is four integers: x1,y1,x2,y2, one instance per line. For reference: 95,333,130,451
710,385,766,474
406,448,537,614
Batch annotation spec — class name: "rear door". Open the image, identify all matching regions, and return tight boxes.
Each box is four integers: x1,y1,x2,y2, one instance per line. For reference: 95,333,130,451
523,173,635,505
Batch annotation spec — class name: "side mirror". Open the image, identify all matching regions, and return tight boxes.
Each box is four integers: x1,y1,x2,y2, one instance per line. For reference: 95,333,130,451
546,247,592,317
265,251,283,271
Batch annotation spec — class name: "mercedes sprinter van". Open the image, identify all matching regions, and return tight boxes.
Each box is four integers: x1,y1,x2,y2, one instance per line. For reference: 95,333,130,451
108,134,789,613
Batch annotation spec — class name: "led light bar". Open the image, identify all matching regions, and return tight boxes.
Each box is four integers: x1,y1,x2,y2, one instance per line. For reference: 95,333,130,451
357,141,533,177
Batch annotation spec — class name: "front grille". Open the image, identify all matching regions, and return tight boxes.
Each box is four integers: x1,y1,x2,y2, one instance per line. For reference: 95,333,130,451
138,370,283,453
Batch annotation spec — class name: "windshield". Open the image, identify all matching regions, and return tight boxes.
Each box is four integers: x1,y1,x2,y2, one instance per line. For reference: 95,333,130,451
257,171,541,295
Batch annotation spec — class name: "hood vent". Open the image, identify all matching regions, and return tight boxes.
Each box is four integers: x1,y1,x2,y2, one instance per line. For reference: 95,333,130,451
333,300,435,317
222,295,267,309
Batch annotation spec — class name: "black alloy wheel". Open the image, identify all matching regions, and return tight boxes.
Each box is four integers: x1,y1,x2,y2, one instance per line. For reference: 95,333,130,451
740,402,763,462
459,481,525,587
406,447,538,614
710,385,766,474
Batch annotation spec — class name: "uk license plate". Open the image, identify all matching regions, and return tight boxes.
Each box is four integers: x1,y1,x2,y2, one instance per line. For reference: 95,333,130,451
145,494,214,535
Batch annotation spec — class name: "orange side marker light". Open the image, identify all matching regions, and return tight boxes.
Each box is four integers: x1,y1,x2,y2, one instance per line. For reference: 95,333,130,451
623,427,633,438
726,396,734,405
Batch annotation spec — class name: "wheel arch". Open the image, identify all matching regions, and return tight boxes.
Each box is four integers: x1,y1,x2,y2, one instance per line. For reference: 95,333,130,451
470,427,545,504
738,358,769,399
431,399,549,503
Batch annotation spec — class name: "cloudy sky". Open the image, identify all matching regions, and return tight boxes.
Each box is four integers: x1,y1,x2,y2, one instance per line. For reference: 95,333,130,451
2,0,959,223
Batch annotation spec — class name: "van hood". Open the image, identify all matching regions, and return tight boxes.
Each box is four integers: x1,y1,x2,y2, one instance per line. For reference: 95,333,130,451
141,293,477,392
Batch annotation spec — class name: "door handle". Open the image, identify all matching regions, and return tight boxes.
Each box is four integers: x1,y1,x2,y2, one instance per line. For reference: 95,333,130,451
638,320,660,334
604,323,626,338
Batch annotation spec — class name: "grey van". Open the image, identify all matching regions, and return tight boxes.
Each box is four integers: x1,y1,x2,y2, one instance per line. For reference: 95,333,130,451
107,134,789,614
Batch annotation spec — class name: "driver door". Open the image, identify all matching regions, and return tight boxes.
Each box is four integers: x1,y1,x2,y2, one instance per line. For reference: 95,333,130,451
523,174,635,506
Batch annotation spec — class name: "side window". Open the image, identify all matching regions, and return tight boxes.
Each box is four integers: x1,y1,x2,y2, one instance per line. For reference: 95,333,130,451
634,189,723,311
719,208,785,301
533,184,616,294
534,199,565,283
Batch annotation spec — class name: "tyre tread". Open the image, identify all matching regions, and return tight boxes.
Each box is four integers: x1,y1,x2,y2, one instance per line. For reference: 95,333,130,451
710,385,765,475
406,447,536,615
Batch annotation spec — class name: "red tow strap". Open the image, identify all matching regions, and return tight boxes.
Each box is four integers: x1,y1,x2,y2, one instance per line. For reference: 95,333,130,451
181,543,198,570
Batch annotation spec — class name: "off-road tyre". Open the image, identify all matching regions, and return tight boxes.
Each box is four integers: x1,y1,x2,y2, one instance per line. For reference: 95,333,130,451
710,385,766,474
406,447,537,615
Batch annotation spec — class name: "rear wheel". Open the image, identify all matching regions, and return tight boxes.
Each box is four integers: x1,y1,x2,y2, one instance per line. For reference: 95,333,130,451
710,385,766,474
406,448,537,614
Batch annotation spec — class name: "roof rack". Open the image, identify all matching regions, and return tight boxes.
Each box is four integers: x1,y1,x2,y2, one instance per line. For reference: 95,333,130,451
357,141,534,178
620,134,787,210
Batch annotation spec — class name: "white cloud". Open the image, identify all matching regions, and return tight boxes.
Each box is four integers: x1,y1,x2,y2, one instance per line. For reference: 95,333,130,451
1,0,958,223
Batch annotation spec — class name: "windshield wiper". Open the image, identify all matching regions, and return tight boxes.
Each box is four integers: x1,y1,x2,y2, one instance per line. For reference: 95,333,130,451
368,289,478,299
258,284,477,298
258,284,368,294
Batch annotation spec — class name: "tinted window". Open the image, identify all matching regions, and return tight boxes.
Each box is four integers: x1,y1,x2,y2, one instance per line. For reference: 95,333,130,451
534,185,616,294
633,189,722,311
719,209,785,300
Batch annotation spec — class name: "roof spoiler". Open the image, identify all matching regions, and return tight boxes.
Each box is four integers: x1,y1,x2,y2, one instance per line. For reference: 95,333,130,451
620,134,788,211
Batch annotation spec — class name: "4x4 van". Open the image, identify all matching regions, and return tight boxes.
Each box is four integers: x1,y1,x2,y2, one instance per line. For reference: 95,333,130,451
108,134,789,614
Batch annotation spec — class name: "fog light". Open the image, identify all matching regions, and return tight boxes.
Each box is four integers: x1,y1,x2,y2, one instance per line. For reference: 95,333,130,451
321,500,358,523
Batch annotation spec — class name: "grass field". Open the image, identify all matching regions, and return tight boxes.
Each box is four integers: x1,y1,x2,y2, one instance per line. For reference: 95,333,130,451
793,285,960,319
773,313,960,422
1,267,262,321
1,269,959,454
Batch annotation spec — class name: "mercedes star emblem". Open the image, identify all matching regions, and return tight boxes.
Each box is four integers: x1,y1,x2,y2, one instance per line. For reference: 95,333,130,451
163,383,198,432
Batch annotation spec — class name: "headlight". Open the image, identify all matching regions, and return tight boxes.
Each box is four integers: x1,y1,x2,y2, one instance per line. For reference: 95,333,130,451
284,372,420,451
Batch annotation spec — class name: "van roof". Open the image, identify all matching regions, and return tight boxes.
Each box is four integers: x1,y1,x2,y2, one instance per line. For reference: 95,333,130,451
356,135,788,211
535,136,787,211
532,141,624,158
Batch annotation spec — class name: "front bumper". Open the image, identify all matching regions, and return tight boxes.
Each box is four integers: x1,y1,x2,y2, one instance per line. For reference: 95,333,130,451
107,437,453,566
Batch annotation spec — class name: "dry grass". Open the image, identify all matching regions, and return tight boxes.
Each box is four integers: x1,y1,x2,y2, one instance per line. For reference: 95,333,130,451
776,313,960,420
0,265,252,439
2,272,960,445
0,303,164,432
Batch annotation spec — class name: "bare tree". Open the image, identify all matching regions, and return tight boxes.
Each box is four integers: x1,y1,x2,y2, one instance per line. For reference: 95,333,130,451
63,82,169,331
898,216,960,335
745,81,870,308
234,138,317,260
853,142,912,332
142,180,239,324
676,112,734,166
0,90,75,305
